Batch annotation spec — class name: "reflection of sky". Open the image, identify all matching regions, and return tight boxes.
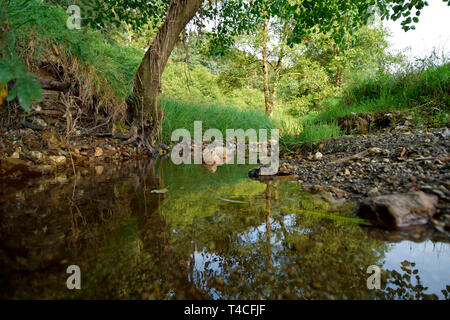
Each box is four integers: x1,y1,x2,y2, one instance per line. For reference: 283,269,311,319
381,241,450,299
190,210,450,299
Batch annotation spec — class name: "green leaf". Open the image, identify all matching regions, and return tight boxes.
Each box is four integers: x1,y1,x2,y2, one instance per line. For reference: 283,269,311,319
15,75,43,113
6,84,17,102
0,60,14,83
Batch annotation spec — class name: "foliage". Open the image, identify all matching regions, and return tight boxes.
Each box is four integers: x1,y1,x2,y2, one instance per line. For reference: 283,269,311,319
2,0,144,115
161,97,275,142
279,56,450,152
0,59,42,112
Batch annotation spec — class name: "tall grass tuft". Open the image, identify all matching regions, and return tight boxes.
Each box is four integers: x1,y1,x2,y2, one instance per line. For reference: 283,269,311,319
161,98,276,142
3,0,143,117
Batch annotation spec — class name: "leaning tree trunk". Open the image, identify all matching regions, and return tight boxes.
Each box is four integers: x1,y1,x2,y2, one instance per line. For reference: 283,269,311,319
129,0,204,147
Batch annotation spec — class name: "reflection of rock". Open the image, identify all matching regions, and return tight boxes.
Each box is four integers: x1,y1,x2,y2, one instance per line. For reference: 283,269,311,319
248,167,297,182
203,163,217,173
364,225,450,243
358,192,438,229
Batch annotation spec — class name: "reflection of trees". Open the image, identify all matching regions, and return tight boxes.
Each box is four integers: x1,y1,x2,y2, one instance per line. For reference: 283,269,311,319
2,161,447,300
375,260,450,300
133,163,209,299
163,179,389,299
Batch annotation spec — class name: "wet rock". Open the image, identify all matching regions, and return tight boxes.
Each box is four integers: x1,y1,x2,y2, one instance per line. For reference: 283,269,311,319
94,147,103,157
29,151,44,161
0,157,30,176
358,192,438,229
48,155,67,166
10,151,21,159
29,165,54,175
95,165,104,175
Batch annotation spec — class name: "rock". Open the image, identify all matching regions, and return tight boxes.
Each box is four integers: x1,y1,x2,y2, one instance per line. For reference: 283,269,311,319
367,187,379,197
29,165,54,175
356,117,369,134
358,192,438,229
314,152,323,161
32,117,47,128
441,129,450,138
11,152,20,159
94,147,103,157
95,165,104,175
0,158,29,175
368,147,382,154
48,155,67,166
43,130,61,149
202,146,223,165
29,151,44,161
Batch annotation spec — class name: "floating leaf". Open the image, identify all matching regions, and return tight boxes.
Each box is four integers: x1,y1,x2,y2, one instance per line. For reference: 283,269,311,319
217,198,246,204
150,188,168,194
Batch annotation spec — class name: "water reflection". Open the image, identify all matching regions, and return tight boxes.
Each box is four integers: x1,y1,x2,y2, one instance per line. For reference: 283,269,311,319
0,160,448,299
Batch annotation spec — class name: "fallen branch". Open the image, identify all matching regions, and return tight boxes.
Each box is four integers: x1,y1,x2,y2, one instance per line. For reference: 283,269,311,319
38,78,71,92
330,150,368,165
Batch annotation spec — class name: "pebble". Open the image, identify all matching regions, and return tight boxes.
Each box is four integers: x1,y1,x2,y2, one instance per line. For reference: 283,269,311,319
314,152,323,161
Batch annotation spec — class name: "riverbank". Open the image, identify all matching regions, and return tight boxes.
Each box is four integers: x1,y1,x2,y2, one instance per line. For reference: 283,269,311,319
277,124,450,231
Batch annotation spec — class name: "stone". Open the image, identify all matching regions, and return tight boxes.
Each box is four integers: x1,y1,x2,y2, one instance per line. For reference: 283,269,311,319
94,147,103,157
29,165,54,175
95,165,104,175
356,117,369,134
29,151,44,161
358,192,438,229
32,117,47,128
48,155,67,166
0,158,29,175
441,128,450,138
314,152,323,161
11,152,20,159
368,147,382,154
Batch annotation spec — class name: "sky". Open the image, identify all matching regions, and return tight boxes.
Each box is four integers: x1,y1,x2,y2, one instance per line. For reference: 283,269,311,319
383,0,450,60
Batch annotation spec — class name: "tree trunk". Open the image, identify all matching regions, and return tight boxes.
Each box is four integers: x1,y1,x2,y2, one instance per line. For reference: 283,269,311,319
130,0,203,143
262,15,273,118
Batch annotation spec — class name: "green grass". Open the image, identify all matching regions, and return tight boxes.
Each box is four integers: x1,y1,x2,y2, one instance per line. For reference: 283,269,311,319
280,60,450,153
161,98,276,142
3,0,143,113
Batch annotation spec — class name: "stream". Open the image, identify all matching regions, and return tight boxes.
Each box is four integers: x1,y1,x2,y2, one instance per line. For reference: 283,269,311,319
0,160,449,299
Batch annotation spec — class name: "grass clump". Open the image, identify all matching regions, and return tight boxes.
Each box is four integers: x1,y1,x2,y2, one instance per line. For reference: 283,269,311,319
3,0,143,116
161,98,275,142
280,57,449,153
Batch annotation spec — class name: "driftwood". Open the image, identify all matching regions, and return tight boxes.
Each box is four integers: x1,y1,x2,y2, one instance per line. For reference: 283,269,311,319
38,78,71,92
330,150,368,165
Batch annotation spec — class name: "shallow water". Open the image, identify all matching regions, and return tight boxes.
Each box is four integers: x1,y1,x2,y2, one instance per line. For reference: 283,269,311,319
0,160,449,299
